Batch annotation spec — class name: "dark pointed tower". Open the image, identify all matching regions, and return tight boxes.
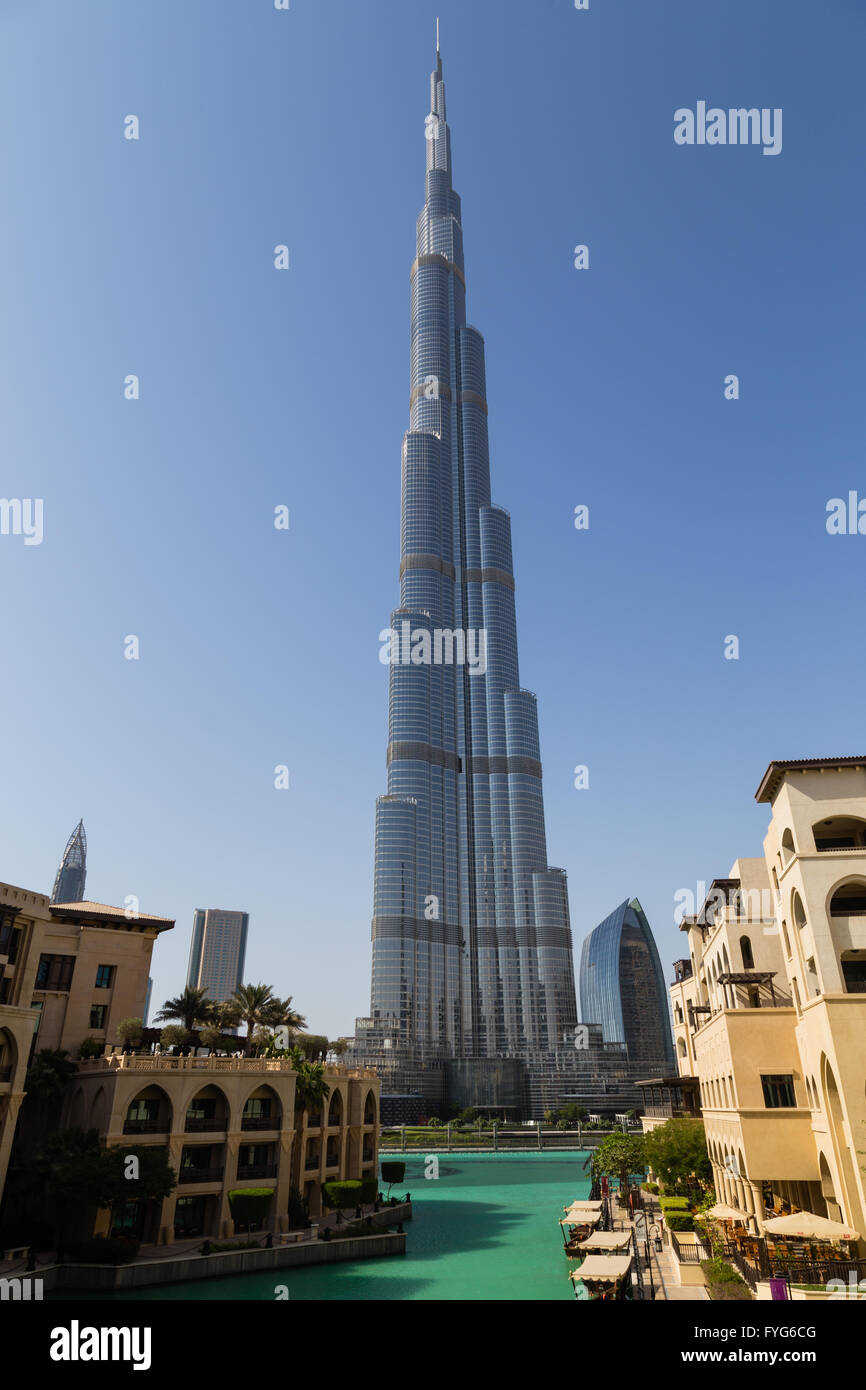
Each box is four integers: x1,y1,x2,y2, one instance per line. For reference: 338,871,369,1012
352,31,579,1116
51,819,87,903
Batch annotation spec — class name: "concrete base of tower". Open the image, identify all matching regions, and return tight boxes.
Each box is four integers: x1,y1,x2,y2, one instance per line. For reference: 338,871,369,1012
444,1058,527,1114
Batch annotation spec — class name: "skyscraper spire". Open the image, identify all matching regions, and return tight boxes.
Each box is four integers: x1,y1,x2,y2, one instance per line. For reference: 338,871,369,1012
352,35,578,1118
51,818,87,904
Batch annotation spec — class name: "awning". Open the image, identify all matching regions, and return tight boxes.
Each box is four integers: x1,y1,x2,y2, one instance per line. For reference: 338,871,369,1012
763,1210,859,1242
706,1203,751,1223
569,1255,632,1285
560,1213,601,1230
564,1200,603,1212
576,1230,632,1251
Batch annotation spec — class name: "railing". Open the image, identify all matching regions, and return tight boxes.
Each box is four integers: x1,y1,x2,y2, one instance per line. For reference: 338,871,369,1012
305,1155,321,1171
241,1116,278,1131
0,1067,12,1083
179,1166,224,1184
184,1116,228,1133
123,1118,165,1134
379,1125,625,1152
670,1231,710,1264
76,1054,378,1079
236,1162,277,1180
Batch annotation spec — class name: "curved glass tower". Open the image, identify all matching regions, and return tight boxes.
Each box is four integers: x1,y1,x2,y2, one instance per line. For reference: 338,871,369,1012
51,819,87,904
355,37,578,1113
579,898,675,1072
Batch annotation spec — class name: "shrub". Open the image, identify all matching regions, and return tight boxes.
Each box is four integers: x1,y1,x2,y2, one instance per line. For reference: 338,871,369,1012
65,1236,140,1265
322,1178,378,1211
665,1212,694,1232
643,1182,659,1194
228,1188,273,1229
381,1162,406,1197
660,1196,691,1212
78,1038,103,1060
701,1258,752,1301
287,1186,309,1231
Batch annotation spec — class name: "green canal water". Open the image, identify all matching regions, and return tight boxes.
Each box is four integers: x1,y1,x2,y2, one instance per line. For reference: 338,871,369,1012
95,1153,593,1301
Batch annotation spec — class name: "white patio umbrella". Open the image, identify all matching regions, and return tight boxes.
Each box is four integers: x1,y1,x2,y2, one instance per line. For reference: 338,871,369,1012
763,1210,859,1242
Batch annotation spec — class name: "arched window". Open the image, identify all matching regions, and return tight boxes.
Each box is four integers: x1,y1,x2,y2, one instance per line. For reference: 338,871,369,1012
792,891,807,931
781,828,796,867
812,816,866,852
740,935,754,970
781,920,791,958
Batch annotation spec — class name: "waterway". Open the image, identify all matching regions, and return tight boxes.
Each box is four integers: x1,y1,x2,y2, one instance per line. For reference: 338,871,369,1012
99,1152,592,1300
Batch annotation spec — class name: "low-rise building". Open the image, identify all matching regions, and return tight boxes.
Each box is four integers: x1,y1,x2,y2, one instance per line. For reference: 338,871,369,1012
655,758,866,1251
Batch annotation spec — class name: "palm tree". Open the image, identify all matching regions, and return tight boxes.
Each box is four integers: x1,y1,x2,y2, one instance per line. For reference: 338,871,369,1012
264,995,306,1039
290,1055,331,1190
153,986,213,1033
228,983,281,1055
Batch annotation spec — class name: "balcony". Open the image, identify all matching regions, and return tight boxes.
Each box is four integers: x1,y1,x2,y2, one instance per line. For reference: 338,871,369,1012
184,1116,228,1133
123,1118,165,1135
241,1115,277,1131
237,1162,277,1180
0,1067,12,1084
305,1154,321,1171
179,1166,224,1184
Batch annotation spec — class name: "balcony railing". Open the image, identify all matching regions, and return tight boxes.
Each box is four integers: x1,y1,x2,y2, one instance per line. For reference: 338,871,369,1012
305,1155,321,1170
241,1115,277,1131
184,1116,228,1133
123,1118,165,1134
179,1166,224,1184
0,1067,12,1084
237,1162,277,1180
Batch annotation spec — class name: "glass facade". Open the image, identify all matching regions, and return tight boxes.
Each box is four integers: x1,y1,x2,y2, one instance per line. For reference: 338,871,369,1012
355,44,578,1100
50,819,87,904
578,898,675,1072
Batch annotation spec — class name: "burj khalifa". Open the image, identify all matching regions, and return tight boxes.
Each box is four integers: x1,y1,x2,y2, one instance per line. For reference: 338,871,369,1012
351,33,580,1117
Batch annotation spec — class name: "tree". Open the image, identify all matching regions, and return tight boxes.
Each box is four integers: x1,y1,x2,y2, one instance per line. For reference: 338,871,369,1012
590,1132,647,1194
24,1049,78,1106
116,1018,144,1051
265,995,306,1036
293,1033,330,1062
381,1161,406,1198
228,983,282,1055
159,1025,193,1052
153,987,213,1032
290,1055,331,1189
643,1118,711,1190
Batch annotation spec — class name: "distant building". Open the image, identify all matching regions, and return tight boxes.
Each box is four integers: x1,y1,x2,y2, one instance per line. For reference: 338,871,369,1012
50,819,87,904
579,898,675,1074
144,976,153,1027
186,908,248,1003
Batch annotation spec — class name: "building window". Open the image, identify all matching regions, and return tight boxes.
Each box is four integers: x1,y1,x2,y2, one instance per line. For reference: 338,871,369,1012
95,965,114,989
35,954,76,991
739,936,754,970
89,1004,108,1029
760,1074,797,1109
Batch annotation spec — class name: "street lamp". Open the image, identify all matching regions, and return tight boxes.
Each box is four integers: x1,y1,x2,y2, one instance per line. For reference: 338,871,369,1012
649,1221,663,1253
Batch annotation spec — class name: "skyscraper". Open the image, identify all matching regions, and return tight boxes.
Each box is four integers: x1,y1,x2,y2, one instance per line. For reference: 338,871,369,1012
186,908,249,1004
351,35,579,1116
50,819,87,904
579,898,675,1073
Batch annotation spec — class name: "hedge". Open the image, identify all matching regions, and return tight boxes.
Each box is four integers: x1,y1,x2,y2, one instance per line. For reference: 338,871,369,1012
665,1211,695,1232
659,1196,691,1212
322,1178,378,1210
228,1188,274,1226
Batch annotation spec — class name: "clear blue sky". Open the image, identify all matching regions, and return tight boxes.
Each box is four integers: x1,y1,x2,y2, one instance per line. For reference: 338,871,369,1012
1,0,863,1037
